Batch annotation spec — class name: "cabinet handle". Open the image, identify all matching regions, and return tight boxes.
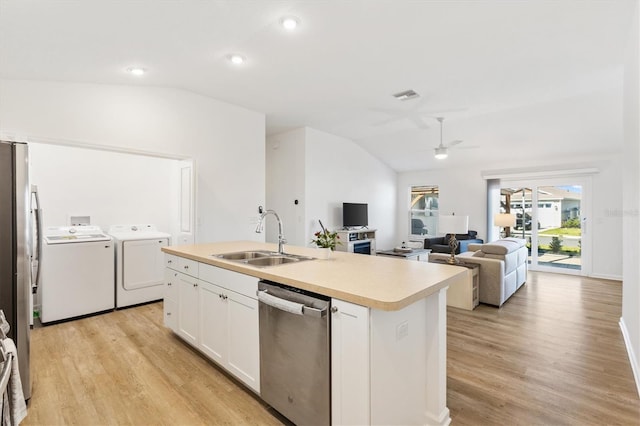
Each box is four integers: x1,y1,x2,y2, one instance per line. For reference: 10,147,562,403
193,283,197,287
166,312,171,316
331,306,338,314
167,259,172,264
184,265,189,270
167,282,172,286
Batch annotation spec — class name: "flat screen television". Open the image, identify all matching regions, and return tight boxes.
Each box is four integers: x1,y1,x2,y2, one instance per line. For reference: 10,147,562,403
343,203,368,228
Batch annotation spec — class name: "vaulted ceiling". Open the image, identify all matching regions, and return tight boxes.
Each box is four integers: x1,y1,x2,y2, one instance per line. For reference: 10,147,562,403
0,0,635,171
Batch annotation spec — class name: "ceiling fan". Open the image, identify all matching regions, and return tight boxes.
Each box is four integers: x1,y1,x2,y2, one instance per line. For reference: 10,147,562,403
433,117,463,160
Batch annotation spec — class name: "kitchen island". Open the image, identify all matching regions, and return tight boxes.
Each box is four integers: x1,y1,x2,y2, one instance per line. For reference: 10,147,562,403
162,241,465,426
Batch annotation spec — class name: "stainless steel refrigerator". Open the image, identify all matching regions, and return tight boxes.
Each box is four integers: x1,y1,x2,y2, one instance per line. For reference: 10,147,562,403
0,140,38,401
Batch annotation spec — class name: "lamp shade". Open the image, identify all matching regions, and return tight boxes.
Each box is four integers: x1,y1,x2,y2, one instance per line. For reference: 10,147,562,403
439,215,469,234
494,213,516,228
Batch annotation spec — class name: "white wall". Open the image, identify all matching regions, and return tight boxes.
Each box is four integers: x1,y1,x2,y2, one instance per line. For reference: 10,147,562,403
622,1,640,396
265,128,306,246
397,154,623,279
266,127,397,251
29,143,175,233
0,79,266,243
305,128,397,251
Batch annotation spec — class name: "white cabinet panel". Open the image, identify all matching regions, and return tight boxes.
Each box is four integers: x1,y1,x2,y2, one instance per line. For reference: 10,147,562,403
331,299,370,426
177,273,199,346
199,281,226,364
227,291,260,392
163,268,180,332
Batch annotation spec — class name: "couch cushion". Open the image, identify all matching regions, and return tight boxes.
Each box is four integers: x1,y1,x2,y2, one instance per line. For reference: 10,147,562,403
500,237,526,248
481,240,520,255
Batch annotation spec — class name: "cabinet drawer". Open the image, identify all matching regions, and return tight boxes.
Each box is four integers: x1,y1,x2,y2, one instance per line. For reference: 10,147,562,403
178,257,199,278
165,254,179,270
199,263,258,299
164,268,179,300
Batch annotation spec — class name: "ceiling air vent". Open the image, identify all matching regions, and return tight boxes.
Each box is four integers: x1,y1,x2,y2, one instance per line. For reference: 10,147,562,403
392,89,419,101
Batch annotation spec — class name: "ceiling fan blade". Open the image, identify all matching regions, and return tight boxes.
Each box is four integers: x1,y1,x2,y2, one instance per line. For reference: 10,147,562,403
408,116,430,129
446,140,464,148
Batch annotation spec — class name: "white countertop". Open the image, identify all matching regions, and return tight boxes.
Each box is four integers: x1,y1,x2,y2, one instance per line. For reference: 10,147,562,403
162,241,465,311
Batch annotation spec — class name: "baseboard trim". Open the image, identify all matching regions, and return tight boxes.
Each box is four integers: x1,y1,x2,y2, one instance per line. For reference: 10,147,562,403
589,272,623,281
619,317,640,397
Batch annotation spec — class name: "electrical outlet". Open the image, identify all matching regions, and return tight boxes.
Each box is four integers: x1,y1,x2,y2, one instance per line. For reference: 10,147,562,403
396,321,409,340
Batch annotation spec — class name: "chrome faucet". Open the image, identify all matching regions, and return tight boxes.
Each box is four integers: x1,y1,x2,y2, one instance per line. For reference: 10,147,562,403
255,209,286,254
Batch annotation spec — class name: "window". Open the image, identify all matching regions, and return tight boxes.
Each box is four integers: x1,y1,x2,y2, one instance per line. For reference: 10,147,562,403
410,185,438,236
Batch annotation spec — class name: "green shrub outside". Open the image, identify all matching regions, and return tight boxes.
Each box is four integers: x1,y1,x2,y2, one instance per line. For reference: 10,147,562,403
562,218,581,228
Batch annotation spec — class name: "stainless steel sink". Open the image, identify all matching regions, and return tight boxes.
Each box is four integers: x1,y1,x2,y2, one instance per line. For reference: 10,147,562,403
214,250,273,260
214,250,315,268
246,256,300,267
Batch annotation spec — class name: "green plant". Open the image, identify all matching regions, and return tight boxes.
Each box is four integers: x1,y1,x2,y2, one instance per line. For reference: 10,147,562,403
550,236,563,253
311,229,341,250
562,217,581,228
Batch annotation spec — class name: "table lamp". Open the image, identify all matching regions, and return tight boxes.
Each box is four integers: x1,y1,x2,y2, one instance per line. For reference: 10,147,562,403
439,214,469,264
494,213,516,238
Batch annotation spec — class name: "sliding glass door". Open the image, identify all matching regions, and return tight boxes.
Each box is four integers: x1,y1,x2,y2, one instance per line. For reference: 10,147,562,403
501,177,590,276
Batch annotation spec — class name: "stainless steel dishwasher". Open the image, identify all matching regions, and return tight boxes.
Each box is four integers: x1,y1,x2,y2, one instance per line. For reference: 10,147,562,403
258,280,330,425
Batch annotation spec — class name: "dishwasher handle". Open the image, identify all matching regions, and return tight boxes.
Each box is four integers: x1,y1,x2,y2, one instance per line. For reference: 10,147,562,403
257,290,327,318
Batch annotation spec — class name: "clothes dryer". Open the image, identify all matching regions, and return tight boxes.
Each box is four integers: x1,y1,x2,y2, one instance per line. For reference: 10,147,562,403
108,224,170,308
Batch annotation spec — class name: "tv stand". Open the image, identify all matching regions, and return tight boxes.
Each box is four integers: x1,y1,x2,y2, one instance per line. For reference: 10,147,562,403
335,229,376,255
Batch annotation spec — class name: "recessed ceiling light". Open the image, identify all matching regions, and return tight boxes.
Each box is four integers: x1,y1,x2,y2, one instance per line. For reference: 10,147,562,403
280,16,299,31
228,54,246,65
127,67,146,76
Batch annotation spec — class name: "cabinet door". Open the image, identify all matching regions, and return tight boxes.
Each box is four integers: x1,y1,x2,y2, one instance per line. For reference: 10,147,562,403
331,299,370,426
199,281,227,365
177,273,199,346
163,268,179,331
163,298,178,331
227,290,260,393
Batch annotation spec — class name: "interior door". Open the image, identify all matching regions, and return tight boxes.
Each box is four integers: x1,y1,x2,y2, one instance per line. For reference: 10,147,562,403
172,159,196,245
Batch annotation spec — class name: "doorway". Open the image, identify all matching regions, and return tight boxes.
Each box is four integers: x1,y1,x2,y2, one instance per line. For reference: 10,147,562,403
501,177,591,276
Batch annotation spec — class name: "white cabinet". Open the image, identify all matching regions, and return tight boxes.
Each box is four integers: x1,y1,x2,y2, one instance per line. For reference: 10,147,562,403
165,254,199,344
198,281,226,363
331,299,370,425
226,290,259,391
163,268,179,331
335,229,376,254
164,254,260,394
177,272,199,346
199,264,260,393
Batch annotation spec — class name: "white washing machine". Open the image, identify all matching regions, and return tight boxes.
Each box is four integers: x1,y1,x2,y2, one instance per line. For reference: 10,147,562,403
108,224,171,308
41,226,115,323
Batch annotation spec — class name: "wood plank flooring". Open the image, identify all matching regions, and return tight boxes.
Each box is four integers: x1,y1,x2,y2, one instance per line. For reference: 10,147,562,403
22,271,640,425
448,272,640,425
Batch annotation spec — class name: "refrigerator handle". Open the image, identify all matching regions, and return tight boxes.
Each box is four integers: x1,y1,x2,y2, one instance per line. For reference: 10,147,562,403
31,186,42,294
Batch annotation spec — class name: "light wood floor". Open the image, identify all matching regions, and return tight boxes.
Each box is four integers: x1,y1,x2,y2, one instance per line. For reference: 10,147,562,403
23,271,640,425
448,272,640,425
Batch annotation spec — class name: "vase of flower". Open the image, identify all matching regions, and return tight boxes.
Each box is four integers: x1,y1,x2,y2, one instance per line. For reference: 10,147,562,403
311,222,341,259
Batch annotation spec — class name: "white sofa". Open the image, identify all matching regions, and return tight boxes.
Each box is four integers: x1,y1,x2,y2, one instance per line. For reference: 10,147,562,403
429,238,528,307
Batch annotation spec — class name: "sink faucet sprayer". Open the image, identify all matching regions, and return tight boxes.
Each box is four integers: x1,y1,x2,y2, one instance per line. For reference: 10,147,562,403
255,209,286,254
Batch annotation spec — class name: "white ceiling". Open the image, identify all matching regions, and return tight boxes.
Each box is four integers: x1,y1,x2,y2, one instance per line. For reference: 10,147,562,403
0,0,635,171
